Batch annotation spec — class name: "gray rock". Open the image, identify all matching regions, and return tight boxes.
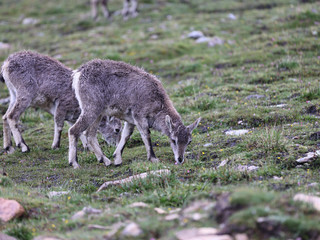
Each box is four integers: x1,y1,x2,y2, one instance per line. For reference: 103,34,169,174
236,165,259,172
218,159,229,168
0,42,10,50
121,222,142,237
270,104,287,108
47,191,69,198
225,129,249,136
208,37,224,47
33,237,62,240
245,94,265,100
22,18,39,25
296,152,316,163
187,31,204,39
227,13,237,20
293,193,320,211
196,37,211,43
203,143,213,147
0,233,17,240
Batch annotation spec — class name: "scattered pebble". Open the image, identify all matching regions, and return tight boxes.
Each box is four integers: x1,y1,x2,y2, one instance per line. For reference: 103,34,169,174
225,129,249,136
218,159,229,168
196,37,211,43
203,143,213,147
273,176,282,181
47,191,70,198
22,17,39,25
175,228,232,240
270,104,287,108
187,31,204,39
129,202,149,208
0,233,17,240
121,222,142,237
165,213,180,221
245,94,265,100
0,42,10,50
227,13,237,20
293,193,320,212
208,36,224,47
296,152,316,163
154,207,167,214
307,182,318,188
236,165,259,172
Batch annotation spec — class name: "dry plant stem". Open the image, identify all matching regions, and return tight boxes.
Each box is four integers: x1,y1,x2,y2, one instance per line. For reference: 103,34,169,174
97,169,170,192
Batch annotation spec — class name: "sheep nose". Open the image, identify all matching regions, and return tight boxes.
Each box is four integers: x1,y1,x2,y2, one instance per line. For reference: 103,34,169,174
178,157,183,163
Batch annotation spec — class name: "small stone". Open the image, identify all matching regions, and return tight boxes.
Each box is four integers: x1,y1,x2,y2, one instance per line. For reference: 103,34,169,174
225,129,249,136
88,224,109,230
165,213,180,221
0,42,11,50
121,222,142,237
187,31,204,39
270,104,287,108
22,17,39,25
0,198,25,222
218,159,229,168
83,206,102,214
47,191,70,198
294,193,320,211
175,228,232,240
71,210,85,220
245,94,265,100
33,237,63,240
150,34,158,40
129,202,149,208
196,37,211,43
296,152,316,163
236,165,259,172
308,182,318,188
235,233,249,240
208,37,224,47
154,207,167,214
312,30,318,36
203,143,213,147
227,13,237,20
190,212,205,221
0,233,17,240
273,176,282,180
183,200,215,214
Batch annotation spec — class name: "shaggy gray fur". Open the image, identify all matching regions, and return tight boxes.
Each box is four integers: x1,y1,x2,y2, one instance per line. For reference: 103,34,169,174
68,59,201,168
1,51,121,154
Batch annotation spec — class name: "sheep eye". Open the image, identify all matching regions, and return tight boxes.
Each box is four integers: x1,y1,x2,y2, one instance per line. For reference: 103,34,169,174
171,139,177,145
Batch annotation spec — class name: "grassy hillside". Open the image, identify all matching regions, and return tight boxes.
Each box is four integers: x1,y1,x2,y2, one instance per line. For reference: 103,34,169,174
0,0,320,239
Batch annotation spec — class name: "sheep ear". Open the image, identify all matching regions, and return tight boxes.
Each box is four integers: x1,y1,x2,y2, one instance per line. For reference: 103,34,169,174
187,117,201,133
165,115,173,133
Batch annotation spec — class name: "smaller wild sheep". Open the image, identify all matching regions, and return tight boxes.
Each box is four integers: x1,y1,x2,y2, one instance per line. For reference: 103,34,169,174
69,59,201,169
91,0,138,20
0,51,121,155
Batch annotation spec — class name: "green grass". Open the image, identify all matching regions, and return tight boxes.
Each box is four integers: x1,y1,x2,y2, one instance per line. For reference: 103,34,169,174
1,0,320,239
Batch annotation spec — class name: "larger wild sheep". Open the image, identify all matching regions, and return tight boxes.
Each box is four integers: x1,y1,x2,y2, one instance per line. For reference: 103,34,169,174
69,59,201,169
0,51,121,155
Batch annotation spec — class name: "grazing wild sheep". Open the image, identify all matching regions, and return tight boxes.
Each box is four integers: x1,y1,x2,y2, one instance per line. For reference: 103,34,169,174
0,51,121,154
91,0,138,20
69,59,201,169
